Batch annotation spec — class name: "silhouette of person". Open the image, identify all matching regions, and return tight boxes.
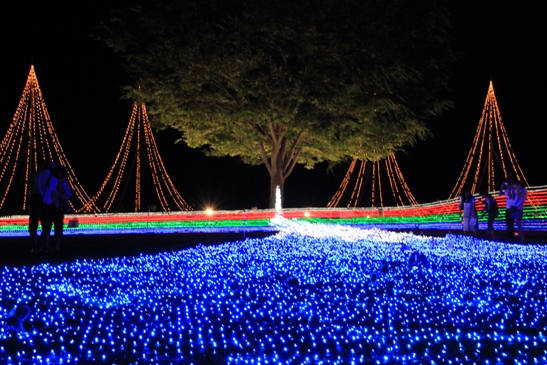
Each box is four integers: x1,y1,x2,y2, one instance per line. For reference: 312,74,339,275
499,179,516,240
28,159,58,253
28,169,42,251
52,165,72,252
459,190,477,236
511,180,528,243
481,192,499,240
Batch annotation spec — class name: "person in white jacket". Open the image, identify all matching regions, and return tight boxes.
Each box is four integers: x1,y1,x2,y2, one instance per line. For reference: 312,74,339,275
459,190,477,236
511,180,528,243
499,179,516,240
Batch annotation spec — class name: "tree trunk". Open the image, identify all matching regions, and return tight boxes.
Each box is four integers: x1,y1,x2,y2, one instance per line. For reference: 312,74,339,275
269,172,285,209
255,124,304,209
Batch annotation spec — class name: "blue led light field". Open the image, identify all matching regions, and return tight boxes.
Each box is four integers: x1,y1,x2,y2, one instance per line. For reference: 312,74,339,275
1,222,546,364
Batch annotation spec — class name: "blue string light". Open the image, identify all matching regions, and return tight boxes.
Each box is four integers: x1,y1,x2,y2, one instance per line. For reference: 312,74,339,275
0,224,546,363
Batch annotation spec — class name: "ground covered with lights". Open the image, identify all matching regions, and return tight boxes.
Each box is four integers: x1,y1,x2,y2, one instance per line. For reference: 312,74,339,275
1,222,547,364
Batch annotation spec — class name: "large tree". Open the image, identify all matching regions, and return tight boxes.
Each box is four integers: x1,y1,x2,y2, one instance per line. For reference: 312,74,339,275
100,0,454,208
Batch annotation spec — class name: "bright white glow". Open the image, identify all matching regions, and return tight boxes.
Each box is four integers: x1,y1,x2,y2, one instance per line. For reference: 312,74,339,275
271,185,285,225
275,185,282,212
206,208,214,216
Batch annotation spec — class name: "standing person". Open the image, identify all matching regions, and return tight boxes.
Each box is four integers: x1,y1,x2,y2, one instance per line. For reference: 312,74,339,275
499,179,516,240
511,180,528,243
28,159,58,253
52,165,72,252
481,192,499,240
27,167,42,253
459,190,477,236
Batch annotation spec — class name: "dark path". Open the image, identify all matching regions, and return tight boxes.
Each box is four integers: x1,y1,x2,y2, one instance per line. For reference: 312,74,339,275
2,228,546,267
0,231,276,267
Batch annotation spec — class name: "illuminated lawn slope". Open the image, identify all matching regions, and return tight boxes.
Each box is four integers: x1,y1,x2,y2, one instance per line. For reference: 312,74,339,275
1,223,546,364
2,186,547,237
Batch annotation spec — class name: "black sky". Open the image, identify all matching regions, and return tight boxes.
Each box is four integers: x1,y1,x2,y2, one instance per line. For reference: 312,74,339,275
0,1,545,210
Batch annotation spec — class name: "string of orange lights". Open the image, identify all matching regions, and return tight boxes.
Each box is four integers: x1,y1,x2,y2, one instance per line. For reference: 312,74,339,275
141,105,192,211
0,68,536,217
0,65,192,215
327,158,356,208
327,155,418,208
81,102,193,213
449,81,528,199
389,154,419,206
0,65,98,213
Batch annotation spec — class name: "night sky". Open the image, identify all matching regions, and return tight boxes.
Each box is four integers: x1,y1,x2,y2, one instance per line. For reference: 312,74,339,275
1,1,545,211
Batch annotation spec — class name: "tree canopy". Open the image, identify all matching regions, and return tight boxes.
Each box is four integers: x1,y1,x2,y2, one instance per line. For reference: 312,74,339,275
99,0,455,208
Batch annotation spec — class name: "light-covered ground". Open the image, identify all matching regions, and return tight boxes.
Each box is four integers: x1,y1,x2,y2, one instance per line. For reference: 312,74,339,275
1,222,546,364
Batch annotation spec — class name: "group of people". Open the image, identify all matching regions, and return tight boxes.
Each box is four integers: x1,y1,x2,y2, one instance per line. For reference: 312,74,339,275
26,161,529,248
458,179,527,242
28,159,72,253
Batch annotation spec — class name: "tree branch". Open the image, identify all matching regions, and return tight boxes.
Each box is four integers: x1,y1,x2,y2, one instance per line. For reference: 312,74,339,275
246,120,271,143
257,141,272,175
284,146,302,177
268,122,279,144
283,128,307,173
210,78,240,106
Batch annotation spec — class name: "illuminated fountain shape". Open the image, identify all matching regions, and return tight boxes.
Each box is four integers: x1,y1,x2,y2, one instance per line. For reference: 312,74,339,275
271,185,286,225
275,185,282,213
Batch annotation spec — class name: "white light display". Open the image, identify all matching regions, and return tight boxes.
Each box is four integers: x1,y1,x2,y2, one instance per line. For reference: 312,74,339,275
1,224,546,364
275,185,282,213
